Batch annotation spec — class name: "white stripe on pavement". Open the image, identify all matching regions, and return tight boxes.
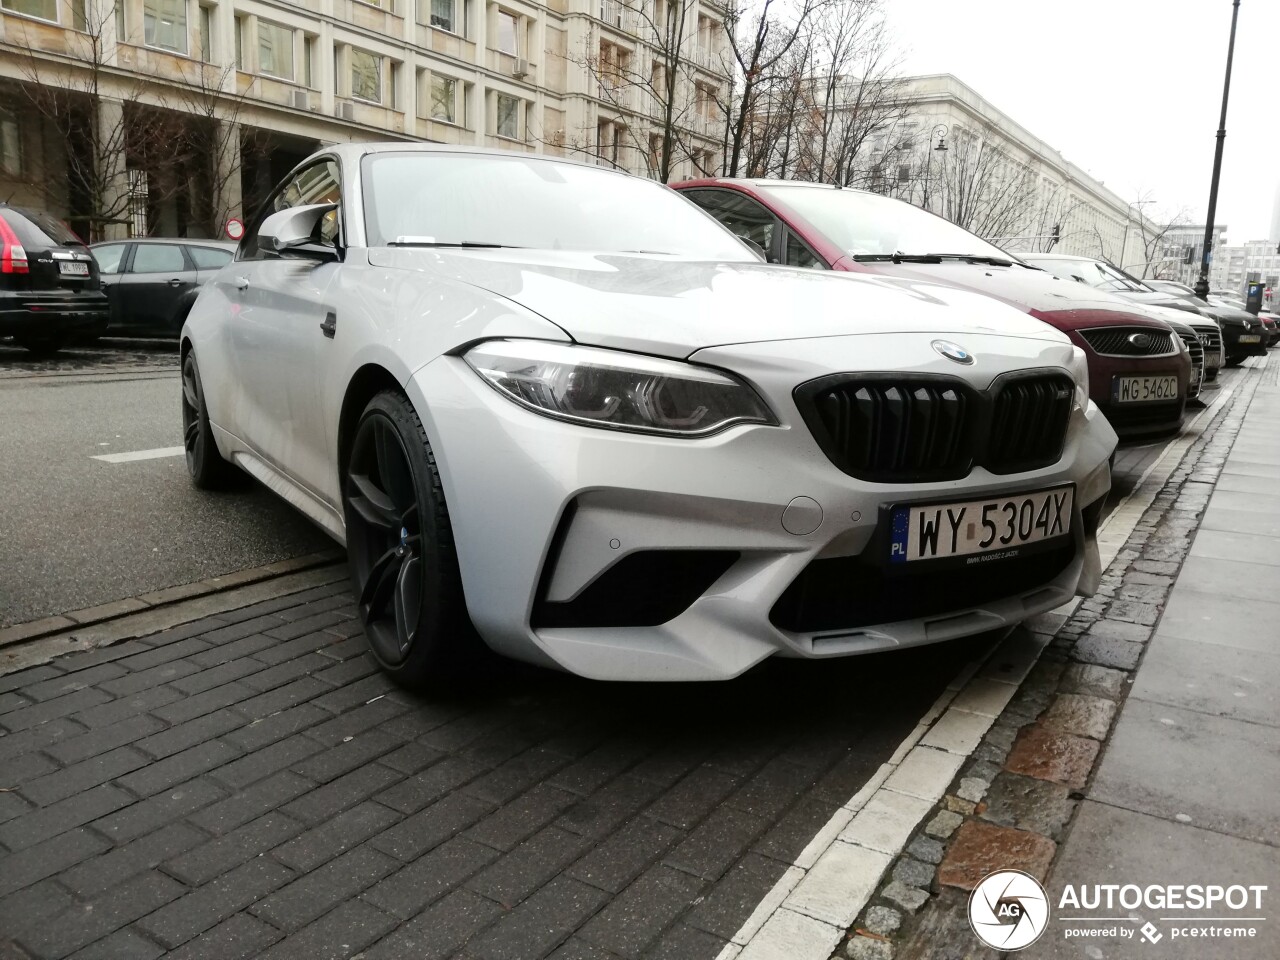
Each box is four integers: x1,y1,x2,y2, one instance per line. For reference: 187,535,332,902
91,446,185,463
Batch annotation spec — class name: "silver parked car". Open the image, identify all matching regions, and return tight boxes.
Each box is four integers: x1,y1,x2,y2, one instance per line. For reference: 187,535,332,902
181,144,1117,687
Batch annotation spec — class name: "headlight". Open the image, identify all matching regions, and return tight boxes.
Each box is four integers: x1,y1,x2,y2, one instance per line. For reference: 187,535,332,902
463,339,777,436
1067,345,1090,409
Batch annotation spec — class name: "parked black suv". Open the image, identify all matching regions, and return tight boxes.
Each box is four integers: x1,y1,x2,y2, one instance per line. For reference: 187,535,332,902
0,205,108,355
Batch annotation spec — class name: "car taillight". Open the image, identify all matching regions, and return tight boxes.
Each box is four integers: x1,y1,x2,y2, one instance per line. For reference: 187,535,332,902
0,217,29,274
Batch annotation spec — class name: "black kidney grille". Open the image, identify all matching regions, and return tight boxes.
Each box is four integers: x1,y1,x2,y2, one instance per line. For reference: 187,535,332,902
803,372,1075,481
1080,327,1174,356
813,381,970,480
987,374,1075,474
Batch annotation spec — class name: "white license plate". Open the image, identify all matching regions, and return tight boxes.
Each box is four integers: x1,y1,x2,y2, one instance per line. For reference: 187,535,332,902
1112,375,1179,404
59,261,90,276
1239,334,1261,344
889,486,1074,564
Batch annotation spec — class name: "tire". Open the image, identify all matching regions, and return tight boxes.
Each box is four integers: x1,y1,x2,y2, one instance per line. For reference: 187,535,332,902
181,351,240,489
342,390,485,690
17,336,64,357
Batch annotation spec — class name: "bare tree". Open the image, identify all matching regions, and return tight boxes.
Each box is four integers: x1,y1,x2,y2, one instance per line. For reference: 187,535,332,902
720,0,833,177
1132,199,1190,278
557,0,716,182
795,0,904,186
919,125,1040,242
161,63,264,237
11,1,174,238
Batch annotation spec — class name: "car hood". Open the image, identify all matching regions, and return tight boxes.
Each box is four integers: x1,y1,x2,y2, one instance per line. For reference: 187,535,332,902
368,248,1068,358
831,257,1180,332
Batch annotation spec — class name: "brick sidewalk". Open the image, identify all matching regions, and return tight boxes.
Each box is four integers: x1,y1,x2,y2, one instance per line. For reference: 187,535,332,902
0,576,979,960
833,358,1278,960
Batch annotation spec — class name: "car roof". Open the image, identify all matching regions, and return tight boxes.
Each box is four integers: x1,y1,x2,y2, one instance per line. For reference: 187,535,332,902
311,141,631,177
90,238,238,250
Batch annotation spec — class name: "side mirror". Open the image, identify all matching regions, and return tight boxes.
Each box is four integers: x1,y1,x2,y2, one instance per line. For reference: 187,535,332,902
258,203,340,261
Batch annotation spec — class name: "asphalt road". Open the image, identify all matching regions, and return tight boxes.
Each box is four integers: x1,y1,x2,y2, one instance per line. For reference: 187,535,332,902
0,340,333,627
0,339,1207,629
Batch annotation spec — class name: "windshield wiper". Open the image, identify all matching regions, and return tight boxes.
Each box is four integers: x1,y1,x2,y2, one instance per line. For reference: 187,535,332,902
851,252,941,263
851,252,1018,267
387,239,522,248
926,254,1016,267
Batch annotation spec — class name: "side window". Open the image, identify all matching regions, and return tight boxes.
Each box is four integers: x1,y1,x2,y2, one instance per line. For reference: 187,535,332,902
785,232,826,270
188,246,233,269
682,189,780,259
129,244,187,274
242,159,342,260
93,243,127,275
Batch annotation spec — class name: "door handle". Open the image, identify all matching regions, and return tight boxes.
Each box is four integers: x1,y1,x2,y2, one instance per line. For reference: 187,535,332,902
234,276,250,290
168,278,185,286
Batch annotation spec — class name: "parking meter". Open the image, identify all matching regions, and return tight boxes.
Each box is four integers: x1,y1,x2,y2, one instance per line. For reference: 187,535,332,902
1245,281,1263,315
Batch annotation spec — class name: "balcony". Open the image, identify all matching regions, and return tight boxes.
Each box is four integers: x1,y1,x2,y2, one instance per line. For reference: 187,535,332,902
690,46,723,73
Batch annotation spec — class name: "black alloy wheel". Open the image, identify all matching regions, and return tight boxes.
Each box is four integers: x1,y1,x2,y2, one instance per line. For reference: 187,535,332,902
181,351,238,489
343,391,480,687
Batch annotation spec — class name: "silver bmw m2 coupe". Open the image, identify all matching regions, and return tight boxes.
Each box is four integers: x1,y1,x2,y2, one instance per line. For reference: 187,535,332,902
180,144,1116,687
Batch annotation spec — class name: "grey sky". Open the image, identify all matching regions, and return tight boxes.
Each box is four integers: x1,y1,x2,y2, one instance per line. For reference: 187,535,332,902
884,0,1279,243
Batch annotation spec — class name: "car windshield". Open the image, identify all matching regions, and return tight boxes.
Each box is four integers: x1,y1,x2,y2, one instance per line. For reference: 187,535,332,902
361,153,754,259
1023,256,1148,293
752,184,1011,260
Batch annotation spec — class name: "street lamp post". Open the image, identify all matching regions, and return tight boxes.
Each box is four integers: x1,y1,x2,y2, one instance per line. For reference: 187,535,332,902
926,123,948,211
1195,0,1242,299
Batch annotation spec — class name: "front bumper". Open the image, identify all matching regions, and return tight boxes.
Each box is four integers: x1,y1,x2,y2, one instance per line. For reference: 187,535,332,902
1072,336,1190,442
1223,326,1269,359
409,334,1116,681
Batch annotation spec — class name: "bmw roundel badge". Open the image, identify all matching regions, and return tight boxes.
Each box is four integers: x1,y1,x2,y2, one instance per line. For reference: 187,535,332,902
931,340,975,364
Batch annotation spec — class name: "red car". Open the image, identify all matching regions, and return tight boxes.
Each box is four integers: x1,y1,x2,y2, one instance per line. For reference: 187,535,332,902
673,180,1193,441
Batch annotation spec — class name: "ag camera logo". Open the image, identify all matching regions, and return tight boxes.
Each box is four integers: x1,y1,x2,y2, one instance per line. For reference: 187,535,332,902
969,870,1050,950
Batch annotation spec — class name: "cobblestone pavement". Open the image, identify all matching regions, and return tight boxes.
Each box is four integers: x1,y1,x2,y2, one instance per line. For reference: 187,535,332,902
0,574,990,960
835,358,1274,960
0,339,177,380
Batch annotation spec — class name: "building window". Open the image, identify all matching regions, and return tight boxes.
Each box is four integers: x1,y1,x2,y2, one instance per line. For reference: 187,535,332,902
116,1,126,39
71,0,87,30
496,10,518,55
0,0,57,23
430,75,456,123
495,92,518,138
0,108,21,176
304,37,315,87
234,15,244,69
198,6,212,61
430,0,453,31
258,21,295,80
897,163,911,183
143,0,188,54
352,49,382,103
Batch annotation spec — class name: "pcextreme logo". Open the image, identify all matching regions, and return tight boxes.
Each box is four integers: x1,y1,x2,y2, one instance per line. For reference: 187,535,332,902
968,870,1050,951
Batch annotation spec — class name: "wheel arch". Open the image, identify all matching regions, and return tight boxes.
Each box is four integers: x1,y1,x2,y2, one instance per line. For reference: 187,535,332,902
338,363,404,479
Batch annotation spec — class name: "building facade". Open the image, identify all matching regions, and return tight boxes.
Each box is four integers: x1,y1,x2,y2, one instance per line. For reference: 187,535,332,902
1209,237,1280,303
0,0,729,239
845,75,1162,268
1152,222,1226,287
